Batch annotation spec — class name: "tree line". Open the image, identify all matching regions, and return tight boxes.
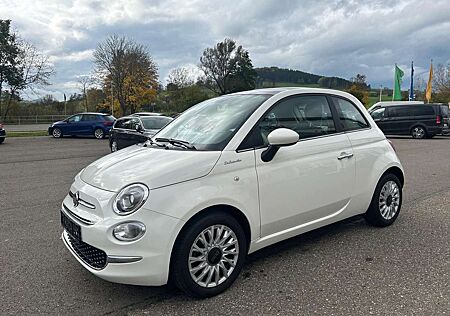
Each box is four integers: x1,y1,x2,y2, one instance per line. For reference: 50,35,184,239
1,18,450,121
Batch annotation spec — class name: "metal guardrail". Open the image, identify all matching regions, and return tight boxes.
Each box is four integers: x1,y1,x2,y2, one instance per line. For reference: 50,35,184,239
2,115,69,124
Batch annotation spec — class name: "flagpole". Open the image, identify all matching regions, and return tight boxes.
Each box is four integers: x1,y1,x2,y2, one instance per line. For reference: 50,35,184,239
392,64,396,101
409,61,414,101
379,85,382,102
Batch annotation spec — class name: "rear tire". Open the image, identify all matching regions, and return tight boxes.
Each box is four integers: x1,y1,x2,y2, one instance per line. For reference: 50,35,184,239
411,126,426,139
0,137,4,144
52,128,63,138
94,128,104,139
171,211,247,298
365,173,402,227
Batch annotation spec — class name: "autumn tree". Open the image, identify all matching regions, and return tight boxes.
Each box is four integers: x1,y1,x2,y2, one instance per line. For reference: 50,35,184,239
433,63,450,103
346,73,369,105
0,20,53,119
0,20,21,118
199,38,257,95
93,35,158,115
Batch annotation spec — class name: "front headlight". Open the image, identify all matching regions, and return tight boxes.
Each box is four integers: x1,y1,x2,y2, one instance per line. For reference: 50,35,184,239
113,183,149,215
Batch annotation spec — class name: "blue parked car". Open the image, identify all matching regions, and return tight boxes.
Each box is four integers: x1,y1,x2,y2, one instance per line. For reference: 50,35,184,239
48,113,116,139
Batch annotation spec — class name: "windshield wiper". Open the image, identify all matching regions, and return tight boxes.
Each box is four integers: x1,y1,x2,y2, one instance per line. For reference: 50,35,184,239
155,137,197,150
144,138,169,149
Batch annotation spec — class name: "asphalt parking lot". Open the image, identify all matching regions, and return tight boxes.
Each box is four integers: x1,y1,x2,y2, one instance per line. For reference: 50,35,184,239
0,136,449,315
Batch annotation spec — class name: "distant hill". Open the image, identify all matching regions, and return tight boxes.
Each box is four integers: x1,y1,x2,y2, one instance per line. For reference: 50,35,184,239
255,67,355,90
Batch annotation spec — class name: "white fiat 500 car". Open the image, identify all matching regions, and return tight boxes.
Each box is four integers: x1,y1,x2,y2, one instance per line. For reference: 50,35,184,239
61,88,404,297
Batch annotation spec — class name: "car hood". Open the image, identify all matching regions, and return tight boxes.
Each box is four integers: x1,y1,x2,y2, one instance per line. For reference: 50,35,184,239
80,145,221,192
52,121,64,126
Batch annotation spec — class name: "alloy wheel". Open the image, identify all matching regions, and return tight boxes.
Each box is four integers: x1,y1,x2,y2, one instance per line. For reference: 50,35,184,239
379,180,400,220
412,127,425,139
94,129,104,139
188,225,239,288
52,128,61,138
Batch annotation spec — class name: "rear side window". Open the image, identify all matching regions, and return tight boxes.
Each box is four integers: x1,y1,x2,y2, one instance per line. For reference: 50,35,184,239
413,106,435,116
141,117,172,129
81,114,98,121
332,97,369,131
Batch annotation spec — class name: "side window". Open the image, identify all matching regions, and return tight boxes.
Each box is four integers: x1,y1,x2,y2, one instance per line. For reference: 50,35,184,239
114,119,126,129
68,115,81,123
241,95,336,149
332,97,369,131
81,114,97,121
130,118,142,130
413,106,434,116
114,118,134,130
388,106,411,117
370,107,385,120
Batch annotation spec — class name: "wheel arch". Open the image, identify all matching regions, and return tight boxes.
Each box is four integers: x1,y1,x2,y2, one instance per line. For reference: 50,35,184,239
382,166,405,187
168,204,252,274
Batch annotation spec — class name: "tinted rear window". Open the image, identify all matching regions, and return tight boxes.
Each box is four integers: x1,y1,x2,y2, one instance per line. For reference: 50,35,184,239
81,114,99,121
103,115,116,121
388,106,435,117
413,106,435,116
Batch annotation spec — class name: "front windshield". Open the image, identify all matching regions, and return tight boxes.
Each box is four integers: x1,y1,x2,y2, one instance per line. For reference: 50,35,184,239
154,94,270,150
141,117,172,129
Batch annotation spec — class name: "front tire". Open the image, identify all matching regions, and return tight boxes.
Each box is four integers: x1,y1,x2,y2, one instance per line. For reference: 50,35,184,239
52,128,63,138
171,211,247,298
94,128,104,139
411,126,426,139
110,139,118,152
0,137,4,144
365,173,402,227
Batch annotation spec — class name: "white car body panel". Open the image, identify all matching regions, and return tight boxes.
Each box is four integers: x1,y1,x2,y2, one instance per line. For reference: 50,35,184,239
61,88,404,286
80,145,221,192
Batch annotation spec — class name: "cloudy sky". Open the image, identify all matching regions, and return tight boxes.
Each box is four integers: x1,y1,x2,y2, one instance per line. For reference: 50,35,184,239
1,0,450,100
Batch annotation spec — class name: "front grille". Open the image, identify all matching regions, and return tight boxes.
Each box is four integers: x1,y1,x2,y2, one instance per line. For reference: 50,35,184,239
66,234,107,270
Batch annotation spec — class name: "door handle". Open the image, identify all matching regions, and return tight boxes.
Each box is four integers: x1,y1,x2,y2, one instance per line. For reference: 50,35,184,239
337,152,354,160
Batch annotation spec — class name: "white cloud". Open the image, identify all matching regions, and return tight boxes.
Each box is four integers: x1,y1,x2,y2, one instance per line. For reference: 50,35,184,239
1,0,449,99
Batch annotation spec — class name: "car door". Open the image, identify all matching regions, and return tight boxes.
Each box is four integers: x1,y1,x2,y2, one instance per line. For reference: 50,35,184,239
128,117,147,145
114,118,133,149
65,114,83,135
79,114,97,135
385,106,413,135
249,94,355,238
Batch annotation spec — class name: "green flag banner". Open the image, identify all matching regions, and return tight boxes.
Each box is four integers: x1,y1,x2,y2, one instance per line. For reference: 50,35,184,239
393,65,404,101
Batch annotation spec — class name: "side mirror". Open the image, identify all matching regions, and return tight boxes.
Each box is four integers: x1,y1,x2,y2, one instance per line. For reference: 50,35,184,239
135,124,142,132
261,128,299,162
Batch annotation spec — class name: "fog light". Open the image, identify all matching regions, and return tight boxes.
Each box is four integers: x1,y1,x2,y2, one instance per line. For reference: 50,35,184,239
113,222,146,242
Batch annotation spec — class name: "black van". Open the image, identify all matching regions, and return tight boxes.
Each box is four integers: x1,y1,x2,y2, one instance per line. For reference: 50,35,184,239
369,103,446,139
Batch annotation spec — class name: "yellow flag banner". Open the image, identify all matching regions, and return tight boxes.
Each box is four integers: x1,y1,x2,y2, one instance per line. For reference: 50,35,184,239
425,61,433,103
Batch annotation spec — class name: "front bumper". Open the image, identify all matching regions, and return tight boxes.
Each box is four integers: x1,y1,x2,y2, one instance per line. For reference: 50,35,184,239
60,179,184,286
